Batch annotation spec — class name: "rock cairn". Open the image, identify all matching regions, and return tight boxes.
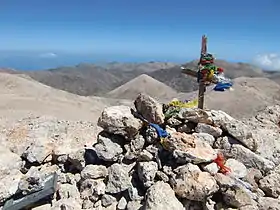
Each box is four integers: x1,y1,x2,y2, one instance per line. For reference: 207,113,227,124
1,93,280,210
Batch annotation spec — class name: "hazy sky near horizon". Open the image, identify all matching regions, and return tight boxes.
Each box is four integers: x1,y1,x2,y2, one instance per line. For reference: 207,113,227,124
0,0,280,70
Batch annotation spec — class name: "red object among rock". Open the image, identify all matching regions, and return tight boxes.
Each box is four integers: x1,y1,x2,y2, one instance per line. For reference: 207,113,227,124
213,153,232,174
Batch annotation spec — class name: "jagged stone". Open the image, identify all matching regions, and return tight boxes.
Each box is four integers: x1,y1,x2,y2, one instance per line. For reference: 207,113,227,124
138,150,154,161
259,165,280,198
195,123,223,137
225,159,247,179
164,132,217,164
193,132,216,147
105,163,134,194
243,168,263,190
124,135,145,160
156,171,169,182
22,141,54,164
57,183,80,200
117,197,127,210
223,186,257,208
144,181,184,210
138,161,158,188
18,167,45,195
101,194,117,207
0,169,22,204
177,108,213,124
134,93,165,124
94,135,123,162
203,162,219,175
97,105,142,139
127,201,143,210
258,197,280,210
226,144,275,173
67,149,86,172
51,198,82,210
128,185,143,201
81,165,108,180
221,119,258,151
172,163,219,201
80,179,106,202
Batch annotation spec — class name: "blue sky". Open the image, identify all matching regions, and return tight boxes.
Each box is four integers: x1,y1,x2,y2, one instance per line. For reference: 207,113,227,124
0,0,280,70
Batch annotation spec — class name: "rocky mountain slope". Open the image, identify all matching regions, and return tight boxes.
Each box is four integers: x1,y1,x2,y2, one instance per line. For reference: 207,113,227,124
1,93,280,209
11,60,272,96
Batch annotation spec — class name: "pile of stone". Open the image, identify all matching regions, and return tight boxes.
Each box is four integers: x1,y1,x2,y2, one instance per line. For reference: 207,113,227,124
1,93,280,210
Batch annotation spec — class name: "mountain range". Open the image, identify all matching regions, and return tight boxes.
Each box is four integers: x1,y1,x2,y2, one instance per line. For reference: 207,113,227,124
1,60,279,97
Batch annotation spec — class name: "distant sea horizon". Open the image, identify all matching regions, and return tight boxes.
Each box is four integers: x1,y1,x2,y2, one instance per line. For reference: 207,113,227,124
0,50,251,71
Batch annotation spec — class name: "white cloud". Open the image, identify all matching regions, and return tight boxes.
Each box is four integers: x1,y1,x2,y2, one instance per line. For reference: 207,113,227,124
254,53,280,70
39,52,58,58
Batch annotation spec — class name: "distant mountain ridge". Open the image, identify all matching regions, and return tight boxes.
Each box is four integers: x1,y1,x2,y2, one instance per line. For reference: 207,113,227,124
1,60,278,96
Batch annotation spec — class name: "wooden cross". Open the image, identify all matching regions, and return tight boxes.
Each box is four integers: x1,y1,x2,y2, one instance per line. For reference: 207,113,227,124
181,35,208,109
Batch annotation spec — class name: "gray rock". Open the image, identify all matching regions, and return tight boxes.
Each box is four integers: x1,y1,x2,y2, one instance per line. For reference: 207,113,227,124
81,165,108,180
80,179,106,202
192,132,216,147
220,119,258,151
57,183,80,200
250,127,280,165
177,108,213,124
117,197,127,210
18,167,44,195
0,169,22,204
172,163,219,201
138,150,154,161
167,117,182,127
134,93,165,124
82,199,94,209
101,194,117,207
164,132,217,164
138,161,158,188
106,163,134,194
144,181,184,210
203,162,219,175
124,135,145,160
156,171,169,182
127,201,143,210
68,149,86,171
51,198,82,210
210,110,235,127
94,135,123,162
227,144,275,173
243,168,262,190
22,141,53,164
213,136,239,150
97,105,142,139
128,185,143,201
259,166,280,198
225,159,247,178
195,123,223,137
223,186,257,208
258,197,280,210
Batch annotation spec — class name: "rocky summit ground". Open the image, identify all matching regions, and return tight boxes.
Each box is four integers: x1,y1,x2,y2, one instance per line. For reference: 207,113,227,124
1,92,280,210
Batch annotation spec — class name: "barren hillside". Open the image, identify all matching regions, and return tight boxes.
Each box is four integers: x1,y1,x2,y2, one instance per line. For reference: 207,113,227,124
178,77,280,119
0,73,130,125
106,74,178,100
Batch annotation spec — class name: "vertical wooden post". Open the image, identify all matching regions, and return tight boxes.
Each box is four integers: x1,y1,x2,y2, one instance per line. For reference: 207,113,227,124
198,35,207,109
